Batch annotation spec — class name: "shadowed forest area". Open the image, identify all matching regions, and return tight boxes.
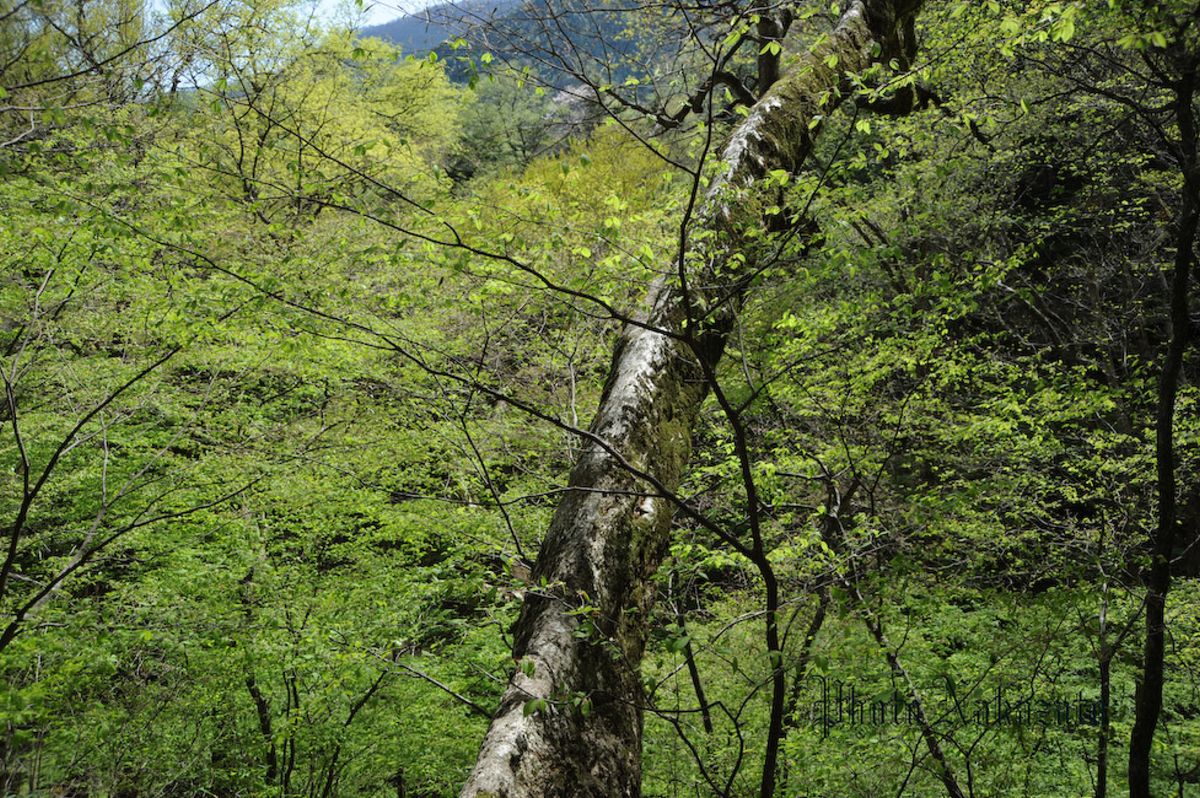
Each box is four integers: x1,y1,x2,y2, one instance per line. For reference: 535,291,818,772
2,0,1200,796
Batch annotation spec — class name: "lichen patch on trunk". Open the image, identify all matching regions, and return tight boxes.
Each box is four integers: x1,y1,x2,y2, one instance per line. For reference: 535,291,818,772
461,4,921,796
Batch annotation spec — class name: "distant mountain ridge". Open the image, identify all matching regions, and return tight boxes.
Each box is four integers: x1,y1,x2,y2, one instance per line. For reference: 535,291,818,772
358,0,646,88
359,0,521,56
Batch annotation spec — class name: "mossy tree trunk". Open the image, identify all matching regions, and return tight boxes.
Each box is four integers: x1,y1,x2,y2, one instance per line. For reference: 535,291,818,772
460,3,922,796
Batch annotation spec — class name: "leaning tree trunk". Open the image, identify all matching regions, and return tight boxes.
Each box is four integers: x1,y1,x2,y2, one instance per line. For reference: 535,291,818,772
461,3,921,796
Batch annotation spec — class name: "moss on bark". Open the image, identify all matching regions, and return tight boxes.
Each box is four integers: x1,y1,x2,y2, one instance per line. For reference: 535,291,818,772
460,3,923,796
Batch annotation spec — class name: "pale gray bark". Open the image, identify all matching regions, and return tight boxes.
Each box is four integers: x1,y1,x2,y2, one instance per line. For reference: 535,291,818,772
461,3,921,796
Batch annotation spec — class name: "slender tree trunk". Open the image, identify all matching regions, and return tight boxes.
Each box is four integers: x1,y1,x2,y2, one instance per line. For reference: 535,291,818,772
1097,649,1111,798
776,587,829,798
1095,572,1140,798
246,675,279,785
460,3,922,796
669,574,713,734
759,569,785,798
1128,58,1198,798
855,587,967,798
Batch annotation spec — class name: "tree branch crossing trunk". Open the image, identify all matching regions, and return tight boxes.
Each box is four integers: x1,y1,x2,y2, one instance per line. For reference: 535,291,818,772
461,3,922,795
